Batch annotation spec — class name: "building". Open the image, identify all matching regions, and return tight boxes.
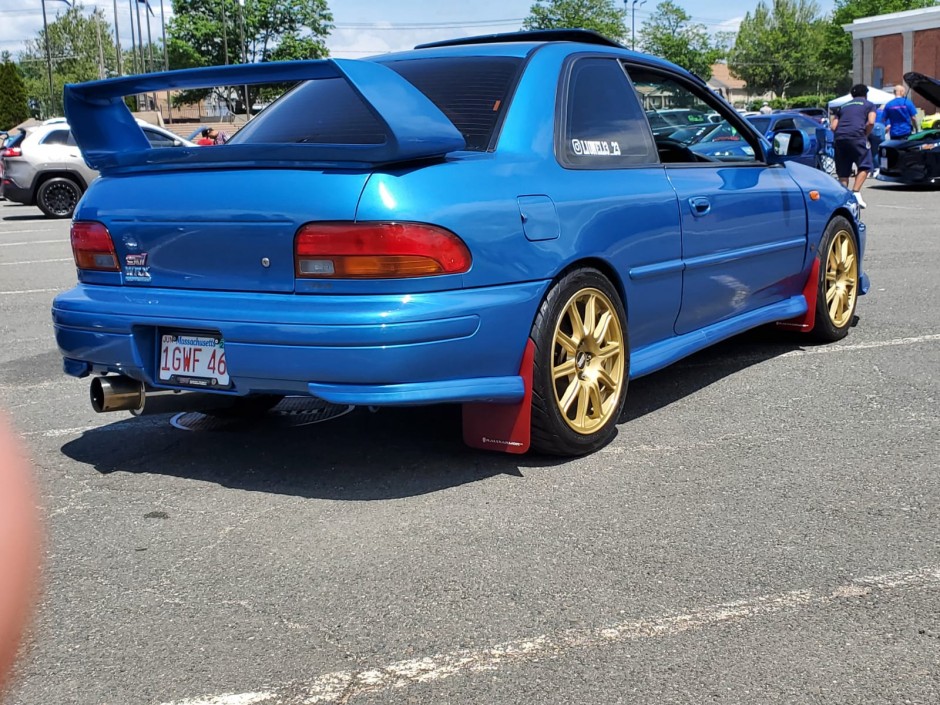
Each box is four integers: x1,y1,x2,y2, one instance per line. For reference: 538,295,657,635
707,63,752,107
842,6,940,111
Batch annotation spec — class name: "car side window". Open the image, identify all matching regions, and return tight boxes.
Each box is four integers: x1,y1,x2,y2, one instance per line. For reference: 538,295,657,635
774,118,797,130
41,129,71,146
560,57,657,168
143,128,178,148
625,67,760,165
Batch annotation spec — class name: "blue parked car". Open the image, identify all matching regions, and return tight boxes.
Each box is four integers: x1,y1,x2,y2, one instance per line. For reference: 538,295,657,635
689,112,835,175
54,30,868,456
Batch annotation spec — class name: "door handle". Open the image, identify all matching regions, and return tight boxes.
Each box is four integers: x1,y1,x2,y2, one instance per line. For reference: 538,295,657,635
688,196,711,216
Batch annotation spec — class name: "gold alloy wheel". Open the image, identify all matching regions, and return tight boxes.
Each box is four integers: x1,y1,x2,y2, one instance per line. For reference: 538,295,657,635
824,228,859,328
551,287,625,434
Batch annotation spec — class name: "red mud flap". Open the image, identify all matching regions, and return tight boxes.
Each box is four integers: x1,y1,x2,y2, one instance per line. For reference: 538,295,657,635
461,339,534,454
777,257,819,332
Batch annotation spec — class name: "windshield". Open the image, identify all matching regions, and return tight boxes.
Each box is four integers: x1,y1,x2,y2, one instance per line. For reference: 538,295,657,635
748,117,771,134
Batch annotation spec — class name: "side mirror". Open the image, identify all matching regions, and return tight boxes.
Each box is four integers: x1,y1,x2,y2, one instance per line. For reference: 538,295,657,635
772,129,805,156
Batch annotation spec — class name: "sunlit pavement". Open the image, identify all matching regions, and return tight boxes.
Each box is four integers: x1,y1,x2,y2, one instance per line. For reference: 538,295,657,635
1,184,938,705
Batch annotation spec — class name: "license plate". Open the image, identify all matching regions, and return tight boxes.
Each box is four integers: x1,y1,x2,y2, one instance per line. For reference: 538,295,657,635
880,155,888,170
159,331,229,388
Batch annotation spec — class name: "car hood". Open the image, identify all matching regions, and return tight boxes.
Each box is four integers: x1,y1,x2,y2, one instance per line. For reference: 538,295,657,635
904,71,940,108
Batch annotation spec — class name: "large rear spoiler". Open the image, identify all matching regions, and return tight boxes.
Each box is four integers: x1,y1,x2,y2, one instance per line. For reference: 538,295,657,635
64,59,466,172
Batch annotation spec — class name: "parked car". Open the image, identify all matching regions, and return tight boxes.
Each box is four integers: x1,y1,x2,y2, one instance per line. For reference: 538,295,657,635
644,108,711,137
53,29,869,456
777,107,829,124
685,112,835,175
877,71,940,185
0,120,192,218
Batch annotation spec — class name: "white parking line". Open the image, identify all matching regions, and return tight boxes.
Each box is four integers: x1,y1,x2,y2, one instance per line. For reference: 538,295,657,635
0,238,68,247
0,288,61,296
155,564,940,705
681,333,940,369
0,228,56,234
0,257,72,266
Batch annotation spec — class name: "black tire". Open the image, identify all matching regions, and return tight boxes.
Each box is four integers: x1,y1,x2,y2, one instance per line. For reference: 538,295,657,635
810,216,859,342
36,176,82,218
530,268,629,456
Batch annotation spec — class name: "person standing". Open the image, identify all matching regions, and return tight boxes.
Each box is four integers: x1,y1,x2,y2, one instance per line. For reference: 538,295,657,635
759,101,772,115
830,84,876,208
882,83,919,140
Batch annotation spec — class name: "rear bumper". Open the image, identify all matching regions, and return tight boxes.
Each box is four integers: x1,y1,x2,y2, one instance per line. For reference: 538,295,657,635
52,281,549,405
0,178,33,205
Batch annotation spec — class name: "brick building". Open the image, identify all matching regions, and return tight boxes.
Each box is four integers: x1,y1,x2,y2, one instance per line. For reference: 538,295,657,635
842,6,940,111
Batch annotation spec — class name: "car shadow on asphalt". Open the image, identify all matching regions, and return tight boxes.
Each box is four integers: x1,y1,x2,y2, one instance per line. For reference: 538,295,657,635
867,182,939,192
2,213,53,221
59,328,809,500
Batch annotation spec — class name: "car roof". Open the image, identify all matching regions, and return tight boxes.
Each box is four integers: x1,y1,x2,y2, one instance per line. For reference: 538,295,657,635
372,28,685,77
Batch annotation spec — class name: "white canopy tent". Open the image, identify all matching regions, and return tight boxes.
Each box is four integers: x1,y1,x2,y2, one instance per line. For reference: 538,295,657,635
828,87,895,108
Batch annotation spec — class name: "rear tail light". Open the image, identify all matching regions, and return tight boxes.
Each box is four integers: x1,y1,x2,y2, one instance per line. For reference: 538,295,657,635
2,147,22,158
294,222,471,279
71,221,119,271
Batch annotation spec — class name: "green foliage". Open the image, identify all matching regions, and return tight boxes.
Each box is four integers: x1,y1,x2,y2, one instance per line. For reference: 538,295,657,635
747,94,836,111
0,61,30,129
822,0,939,84
522,0,627,39
638,1,722,79
168,0,333,111
17,4,117,117
729,0,829,98
787,93,836,108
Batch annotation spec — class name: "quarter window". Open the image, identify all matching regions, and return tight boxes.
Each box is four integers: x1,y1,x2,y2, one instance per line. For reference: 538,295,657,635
41,129,72,146
561,57,657,168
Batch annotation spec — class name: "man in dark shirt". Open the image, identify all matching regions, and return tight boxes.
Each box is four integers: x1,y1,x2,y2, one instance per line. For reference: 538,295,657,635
830,84,877,208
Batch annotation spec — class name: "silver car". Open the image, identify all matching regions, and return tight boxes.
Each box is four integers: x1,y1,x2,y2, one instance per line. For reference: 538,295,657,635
1,120,192,218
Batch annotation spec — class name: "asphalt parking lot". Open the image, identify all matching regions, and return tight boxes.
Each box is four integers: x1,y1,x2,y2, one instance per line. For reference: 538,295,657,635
1,182,938,705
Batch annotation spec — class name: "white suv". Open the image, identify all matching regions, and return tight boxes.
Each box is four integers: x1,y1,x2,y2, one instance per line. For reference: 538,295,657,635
1,120,192,218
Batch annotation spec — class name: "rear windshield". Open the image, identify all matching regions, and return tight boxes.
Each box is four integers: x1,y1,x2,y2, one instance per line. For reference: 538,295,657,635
385,57,521,151
230,56,521,152
229,77,388,146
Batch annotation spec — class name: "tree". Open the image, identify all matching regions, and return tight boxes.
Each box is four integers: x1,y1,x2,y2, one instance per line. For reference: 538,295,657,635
821,0,938,85
0,60,31,129
638,1,722,79
729,0,829,99
17,4,117,117
167,0,333,112
522,0,627,39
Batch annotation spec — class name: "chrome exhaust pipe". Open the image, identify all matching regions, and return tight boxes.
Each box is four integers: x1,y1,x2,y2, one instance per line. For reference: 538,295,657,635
90,375,238,416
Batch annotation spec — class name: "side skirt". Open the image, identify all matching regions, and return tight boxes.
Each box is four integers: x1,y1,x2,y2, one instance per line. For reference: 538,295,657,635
630,294,808,380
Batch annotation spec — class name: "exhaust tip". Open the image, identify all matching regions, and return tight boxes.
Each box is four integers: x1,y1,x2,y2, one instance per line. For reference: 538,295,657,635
90,375,144,413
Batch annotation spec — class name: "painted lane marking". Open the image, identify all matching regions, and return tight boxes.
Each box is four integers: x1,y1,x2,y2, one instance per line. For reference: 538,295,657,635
155,565,940,705
681,333,940,369
0,228,56,234
0,257,72,266
0,238,68,247
0,288,61,296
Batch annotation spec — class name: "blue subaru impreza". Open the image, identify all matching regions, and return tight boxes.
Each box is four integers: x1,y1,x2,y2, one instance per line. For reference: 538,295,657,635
53,30,868,456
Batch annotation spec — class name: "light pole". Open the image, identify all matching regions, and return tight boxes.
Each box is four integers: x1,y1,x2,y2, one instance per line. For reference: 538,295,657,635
631,0,646,51
40,0,55,116
237,0,250,119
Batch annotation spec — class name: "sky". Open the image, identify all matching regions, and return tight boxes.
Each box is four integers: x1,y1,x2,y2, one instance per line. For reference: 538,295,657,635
0,0,838,59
